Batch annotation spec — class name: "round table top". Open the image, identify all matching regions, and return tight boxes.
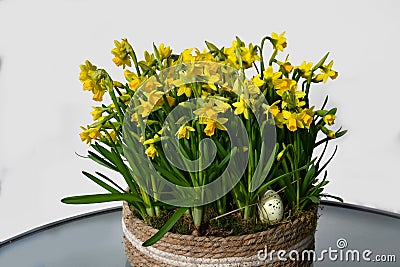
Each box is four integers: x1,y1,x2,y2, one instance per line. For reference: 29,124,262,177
1,201,399,266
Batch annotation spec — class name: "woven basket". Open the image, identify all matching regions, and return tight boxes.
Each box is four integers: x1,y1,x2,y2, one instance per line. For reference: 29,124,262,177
122,202,318,267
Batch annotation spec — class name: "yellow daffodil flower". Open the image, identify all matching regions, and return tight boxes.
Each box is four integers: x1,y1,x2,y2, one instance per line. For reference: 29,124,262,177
90,107,103,121
176,125,195,139
194,48,215,62
145,90,164,106
193,99,227,120
271,31,287,52
232,97,250,119
145,144,158,159
297,61,313,78
263,100,281,118
180,48,194,62
142,50,156,66
158,43,172,60
276,149,285,161
274,78,297,97
241,43,260,68
136,100,154,117
323,114,336,126
328,130,336,138
124,70,143,91
131,113,138,122
263,66,282,87
144,134,161,145
283,62,293,73
111,38,132,68
80,126,101,144
199,117,228,136
79,60,97,83
282,111,306,132
252,74,265,88
177,85,192,97
315,60,338,83
79,61,107,101
301,107,314,129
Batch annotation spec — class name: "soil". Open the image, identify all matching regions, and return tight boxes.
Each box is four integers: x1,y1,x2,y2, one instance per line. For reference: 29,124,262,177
143,205,316,237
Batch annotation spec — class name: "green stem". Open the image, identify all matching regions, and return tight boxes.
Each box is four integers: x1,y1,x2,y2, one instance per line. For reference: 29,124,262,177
269,50,278,66
192,206,203,227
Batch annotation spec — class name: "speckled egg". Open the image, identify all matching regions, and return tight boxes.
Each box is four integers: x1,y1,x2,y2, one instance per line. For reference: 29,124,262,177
258,190,283,224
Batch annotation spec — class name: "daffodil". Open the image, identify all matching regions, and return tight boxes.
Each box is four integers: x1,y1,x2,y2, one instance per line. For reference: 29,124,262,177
111,38,132,68
276,149,285,161
141,50,156,67
145,144,158,159
274,78,297,97
323,114,336,126
193,99,226,120
79,61,107,101
145,90,164,106
321,126,336,138
136,100,154,117
142,76,162,93
281,89,306,109
176,125,195,139
271,31,287,52
315,60,338,83
124,70,143,91
199,117,227,137
194,48,215,62
177,85,192,97
131,113,138,122
282,111,305,132
328,130,336,138
232,97,250,119
180,48,194,62
158,43,172,60
223,41,240,68
79,60,97,83
113,81,124,88
144,134,161,145
263,100,281,118
241,43,260,68
80,126,101,144
297,61,313,78
252,74,265,88
90,107,103,121
301,107,314,129
263,66,282,87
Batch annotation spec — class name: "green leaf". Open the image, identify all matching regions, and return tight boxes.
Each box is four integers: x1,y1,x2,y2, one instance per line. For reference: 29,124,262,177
335,130,347,138
61,193,143,204
88,151,118,172
301,164,316,195
307,195,320,204
252,163,310,202
142,207,188,247
312,52,329,71
250,143,278,192
320,194,344,202
82,171,121,193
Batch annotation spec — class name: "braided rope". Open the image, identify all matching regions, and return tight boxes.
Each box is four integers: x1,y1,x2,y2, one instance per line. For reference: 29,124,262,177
122,202,317,266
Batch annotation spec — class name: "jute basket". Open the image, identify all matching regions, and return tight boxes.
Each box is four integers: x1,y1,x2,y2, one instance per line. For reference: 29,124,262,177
122,202,318,267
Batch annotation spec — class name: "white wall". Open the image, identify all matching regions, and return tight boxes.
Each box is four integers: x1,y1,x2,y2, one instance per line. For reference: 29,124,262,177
0,0,399,241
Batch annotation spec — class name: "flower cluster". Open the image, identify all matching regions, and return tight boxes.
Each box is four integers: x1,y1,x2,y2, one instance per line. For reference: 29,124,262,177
65,32,346,244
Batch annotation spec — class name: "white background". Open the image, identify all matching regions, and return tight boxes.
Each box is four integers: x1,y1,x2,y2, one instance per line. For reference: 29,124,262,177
0,0,399,241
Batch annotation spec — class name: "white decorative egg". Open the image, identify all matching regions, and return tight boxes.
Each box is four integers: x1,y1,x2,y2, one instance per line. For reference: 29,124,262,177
258,190,283,224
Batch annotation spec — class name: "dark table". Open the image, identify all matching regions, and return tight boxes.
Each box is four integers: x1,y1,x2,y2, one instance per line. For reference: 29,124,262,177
1,201,399,266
